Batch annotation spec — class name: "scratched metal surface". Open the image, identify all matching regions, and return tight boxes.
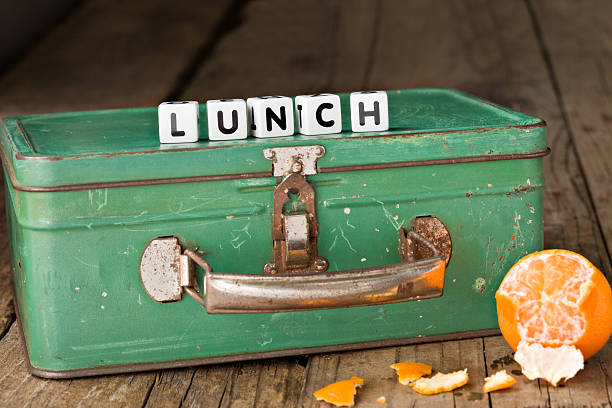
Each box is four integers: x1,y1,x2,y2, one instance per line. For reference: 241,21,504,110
0,0,610,407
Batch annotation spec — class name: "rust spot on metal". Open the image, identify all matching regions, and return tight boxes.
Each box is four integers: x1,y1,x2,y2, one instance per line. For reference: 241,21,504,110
410,216,452,265
269,172,327,275
506,183,539,197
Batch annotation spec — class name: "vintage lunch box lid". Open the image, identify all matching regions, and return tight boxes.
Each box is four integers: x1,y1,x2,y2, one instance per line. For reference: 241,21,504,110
0,89,546,191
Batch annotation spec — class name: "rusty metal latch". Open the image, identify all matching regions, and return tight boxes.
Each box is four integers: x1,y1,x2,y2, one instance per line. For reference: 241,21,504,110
263,145,329,275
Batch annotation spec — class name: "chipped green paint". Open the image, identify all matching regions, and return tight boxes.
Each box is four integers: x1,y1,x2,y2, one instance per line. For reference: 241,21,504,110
1,89,546,376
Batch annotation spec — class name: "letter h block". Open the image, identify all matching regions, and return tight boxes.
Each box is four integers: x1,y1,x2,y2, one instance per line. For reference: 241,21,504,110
350,91,389,132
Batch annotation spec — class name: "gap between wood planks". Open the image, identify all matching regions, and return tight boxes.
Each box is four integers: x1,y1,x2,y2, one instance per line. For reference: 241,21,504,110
165,0,252,101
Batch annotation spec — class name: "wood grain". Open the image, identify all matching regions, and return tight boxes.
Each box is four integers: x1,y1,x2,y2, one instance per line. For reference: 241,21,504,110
0,0,236,117
0,323,156,407
181,0,379,100
530,0,612,273
299,340,488,408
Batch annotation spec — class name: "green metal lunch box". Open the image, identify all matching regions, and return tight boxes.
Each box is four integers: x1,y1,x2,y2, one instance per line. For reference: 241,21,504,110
0,89,547,378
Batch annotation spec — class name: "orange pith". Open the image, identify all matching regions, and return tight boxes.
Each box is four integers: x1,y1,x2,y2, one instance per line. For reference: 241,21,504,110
313,376,363,407
496,249,612,361
410,369,469,395
483,370,517,393
390,362,432,385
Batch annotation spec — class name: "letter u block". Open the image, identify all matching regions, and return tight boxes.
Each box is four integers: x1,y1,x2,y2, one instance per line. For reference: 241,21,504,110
206,99,248,141
247,96,294,138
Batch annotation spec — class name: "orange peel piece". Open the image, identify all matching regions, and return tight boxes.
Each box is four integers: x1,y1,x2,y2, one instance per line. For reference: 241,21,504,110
390,362,432,385
411,369,469,395
483,370,517,393
376,396,386,404
313,376,364,407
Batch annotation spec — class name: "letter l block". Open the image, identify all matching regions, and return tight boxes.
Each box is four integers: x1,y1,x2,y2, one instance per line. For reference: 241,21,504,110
158,101,199,144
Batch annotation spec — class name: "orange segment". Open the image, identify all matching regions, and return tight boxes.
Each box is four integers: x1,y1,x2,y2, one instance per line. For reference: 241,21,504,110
411,369,468,395
390,362,432,385
495,249,612,385
376,396,386,404
313,376,364,407
483,370,517,393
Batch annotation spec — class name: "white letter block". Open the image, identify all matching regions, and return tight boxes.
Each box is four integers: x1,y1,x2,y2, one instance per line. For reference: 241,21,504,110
158,101,199,144
206,99,248,141
350,91,389,132
295,94,342,135
247,96,294,138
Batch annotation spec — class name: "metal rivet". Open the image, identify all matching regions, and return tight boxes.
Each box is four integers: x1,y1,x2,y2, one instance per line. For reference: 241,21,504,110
264,262,277,274
314,258,329,271
291,161,303,173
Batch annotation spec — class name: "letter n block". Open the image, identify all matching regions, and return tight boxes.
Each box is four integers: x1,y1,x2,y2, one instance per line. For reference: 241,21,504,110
247,96,294,138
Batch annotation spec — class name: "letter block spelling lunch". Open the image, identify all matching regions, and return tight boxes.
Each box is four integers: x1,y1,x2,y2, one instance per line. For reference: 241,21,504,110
159,91,389,143
1,89,549,378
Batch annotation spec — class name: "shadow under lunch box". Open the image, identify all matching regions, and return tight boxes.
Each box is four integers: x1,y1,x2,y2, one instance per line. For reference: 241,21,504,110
0,89,548,378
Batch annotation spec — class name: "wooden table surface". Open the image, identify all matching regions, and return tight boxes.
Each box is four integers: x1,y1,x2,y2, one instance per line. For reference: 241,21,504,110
0,1,610,406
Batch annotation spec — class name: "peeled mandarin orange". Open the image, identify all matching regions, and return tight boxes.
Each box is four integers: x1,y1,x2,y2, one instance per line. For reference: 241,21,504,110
483,370,516,393
410,369,469,395
313,376,363,407
389,362,432,385
496,249,612,385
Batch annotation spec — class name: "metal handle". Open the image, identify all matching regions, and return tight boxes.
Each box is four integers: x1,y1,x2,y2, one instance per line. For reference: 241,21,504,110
181,230,445,314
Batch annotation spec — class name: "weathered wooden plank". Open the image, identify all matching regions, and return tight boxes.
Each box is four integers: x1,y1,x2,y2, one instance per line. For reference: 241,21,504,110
484,336,548,408
485,336,612,408
180,358,306,408
143,368,197,408
0,0,236,117
181,364,237,408
182,0,379,100
299,339,487,408
530,0,612,270
0,323,156,407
